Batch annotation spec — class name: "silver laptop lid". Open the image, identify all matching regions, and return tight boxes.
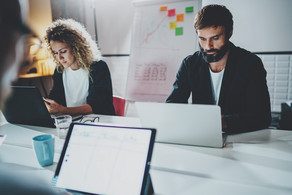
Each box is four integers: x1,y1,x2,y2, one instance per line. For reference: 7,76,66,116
136,102,223,148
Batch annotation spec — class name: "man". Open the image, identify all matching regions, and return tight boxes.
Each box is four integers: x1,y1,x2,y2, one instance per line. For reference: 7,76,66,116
0,0,68,194
166,4,271,134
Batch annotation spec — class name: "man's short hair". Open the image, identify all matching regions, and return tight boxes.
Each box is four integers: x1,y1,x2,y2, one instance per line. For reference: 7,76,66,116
194,4,233,34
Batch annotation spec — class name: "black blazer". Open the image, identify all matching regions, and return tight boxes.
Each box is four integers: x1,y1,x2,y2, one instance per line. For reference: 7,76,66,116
49,60,115,115
166,42,271,134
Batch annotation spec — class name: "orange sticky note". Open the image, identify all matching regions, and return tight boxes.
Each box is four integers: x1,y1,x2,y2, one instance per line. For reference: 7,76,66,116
168,9,176,16
169,21,177,30
176,13,184,22
160,6,167,11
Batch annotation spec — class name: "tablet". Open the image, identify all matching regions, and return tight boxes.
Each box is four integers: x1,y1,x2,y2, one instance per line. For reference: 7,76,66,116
53,123,156,195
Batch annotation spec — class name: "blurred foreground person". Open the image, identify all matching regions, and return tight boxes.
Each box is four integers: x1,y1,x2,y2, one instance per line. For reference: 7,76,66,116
0,0,68,194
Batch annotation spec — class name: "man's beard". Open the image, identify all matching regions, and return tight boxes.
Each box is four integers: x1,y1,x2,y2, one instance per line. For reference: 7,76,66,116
200,41,230,63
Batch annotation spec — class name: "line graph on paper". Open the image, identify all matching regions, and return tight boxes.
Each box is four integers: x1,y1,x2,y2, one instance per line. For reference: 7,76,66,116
140,15,169,47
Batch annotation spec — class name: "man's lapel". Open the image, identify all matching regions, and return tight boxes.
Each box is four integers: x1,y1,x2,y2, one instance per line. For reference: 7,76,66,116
198,59,215,104
218,44,237,107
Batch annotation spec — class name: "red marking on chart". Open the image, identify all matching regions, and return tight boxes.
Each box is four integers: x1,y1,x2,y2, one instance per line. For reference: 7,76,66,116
141,16,168,46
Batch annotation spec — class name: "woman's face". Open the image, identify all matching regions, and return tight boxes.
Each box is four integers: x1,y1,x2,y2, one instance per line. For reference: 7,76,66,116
50,41,78,70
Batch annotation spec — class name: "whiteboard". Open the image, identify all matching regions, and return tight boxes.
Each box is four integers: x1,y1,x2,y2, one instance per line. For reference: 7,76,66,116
126,0,201,102
202,0,292,53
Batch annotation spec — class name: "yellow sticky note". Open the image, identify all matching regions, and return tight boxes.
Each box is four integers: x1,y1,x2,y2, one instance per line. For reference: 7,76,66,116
176,14,184,22
160,6,167,11
169,21,177,30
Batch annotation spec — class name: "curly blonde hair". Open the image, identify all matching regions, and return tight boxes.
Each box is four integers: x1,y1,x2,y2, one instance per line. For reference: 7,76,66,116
44,18,102,73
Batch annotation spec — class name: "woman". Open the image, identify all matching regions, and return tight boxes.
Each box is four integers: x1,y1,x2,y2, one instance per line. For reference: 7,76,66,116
44,19,115,116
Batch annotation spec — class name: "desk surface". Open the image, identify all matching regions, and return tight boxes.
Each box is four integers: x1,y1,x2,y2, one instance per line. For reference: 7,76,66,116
0,113,292,194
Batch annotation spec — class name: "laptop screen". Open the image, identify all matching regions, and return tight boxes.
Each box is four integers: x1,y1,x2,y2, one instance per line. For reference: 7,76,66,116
54,123,156,195
136,102,223,148
3,86,55,127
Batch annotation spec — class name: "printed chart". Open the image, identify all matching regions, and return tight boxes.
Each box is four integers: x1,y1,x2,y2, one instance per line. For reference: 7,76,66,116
126,0,200,102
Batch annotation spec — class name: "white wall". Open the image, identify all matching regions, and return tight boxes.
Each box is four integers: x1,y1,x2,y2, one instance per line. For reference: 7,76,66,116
93,0,134,54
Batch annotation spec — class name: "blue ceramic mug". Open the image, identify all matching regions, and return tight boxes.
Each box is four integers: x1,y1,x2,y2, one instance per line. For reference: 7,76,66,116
32,134,55,167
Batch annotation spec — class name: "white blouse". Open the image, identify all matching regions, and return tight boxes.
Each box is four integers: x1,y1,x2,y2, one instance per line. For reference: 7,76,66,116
63,67,89,107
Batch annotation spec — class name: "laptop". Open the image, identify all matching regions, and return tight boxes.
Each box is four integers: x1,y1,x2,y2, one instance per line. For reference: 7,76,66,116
52,123,156,195
136,102,225,148
3,86,55,127
2,86,83,128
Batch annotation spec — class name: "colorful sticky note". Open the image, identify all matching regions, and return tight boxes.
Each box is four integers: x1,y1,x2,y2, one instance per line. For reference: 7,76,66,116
185,6,194,13
168,9,176,16
160,6,167,11
175,27,183,36
169,21,177,30
176,13,184,22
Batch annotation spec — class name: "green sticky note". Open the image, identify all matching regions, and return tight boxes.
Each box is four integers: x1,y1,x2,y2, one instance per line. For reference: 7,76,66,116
175,27,183,36
185,6,194,13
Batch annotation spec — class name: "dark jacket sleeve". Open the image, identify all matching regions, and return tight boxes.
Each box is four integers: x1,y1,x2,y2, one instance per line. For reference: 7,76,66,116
166,56,192,103
87,60,115,115
222,54,271,134
48,68,66,106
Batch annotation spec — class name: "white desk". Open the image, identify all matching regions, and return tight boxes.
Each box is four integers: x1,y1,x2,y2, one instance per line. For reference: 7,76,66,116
0,114,292,194
150,130,292,194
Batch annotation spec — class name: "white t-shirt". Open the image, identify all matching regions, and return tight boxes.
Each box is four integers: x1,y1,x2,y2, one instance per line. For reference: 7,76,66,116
209,68,225,105
63,67,89,107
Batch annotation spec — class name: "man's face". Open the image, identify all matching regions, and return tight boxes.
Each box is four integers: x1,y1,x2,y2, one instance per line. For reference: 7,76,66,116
197,26,230,63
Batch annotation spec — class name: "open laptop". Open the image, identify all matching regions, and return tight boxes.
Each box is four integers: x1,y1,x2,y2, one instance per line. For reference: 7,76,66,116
3,86,55,127
3,86,83,128
52,123,156,195
136,102,225,148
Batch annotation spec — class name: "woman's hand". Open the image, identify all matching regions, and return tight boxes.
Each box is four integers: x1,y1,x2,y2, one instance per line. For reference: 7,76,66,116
43,98,65,115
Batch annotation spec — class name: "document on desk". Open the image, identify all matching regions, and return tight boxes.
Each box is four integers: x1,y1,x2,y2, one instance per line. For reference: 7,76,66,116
0,124,44,148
